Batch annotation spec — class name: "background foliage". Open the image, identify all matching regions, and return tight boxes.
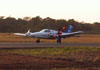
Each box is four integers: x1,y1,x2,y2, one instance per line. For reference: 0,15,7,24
0,16,100,34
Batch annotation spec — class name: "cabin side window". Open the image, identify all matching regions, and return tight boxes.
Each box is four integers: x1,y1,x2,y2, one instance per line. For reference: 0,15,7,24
44,29,50,32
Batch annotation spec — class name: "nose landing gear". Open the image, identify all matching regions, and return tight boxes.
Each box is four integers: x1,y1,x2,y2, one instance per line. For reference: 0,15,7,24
36,38,40,43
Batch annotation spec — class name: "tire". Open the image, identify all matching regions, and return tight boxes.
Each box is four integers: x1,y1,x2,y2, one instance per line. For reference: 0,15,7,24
36,39,40,43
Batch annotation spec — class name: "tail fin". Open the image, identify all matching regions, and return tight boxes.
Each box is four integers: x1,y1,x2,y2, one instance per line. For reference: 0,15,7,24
66,25,73,33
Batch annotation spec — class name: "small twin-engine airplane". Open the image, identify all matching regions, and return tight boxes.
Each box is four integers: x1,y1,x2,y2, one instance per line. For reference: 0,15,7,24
14,25,83,43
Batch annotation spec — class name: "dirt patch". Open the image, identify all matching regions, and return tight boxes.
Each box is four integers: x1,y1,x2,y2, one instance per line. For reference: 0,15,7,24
0,53,99,70
0,53,67,70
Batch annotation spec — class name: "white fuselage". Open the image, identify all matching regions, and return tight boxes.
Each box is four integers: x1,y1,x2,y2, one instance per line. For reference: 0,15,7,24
30,29,58,39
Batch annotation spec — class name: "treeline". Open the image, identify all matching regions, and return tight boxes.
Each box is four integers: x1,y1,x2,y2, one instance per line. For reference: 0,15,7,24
0,16,100,34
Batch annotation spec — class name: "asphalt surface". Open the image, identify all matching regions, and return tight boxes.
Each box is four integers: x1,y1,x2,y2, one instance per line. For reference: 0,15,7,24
0,42,100,49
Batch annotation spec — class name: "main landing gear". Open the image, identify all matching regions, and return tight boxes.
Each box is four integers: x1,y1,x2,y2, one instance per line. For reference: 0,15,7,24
36,38,40,43
57,36,61,44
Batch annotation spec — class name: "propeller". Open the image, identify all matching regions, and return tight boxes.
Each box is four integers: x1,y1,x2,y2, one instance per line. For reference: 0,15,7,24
25,29,31,37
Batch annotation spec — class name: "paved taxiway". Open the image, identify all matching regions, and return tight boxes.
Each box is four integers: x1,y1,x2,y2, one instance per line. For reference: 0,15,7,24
0,42,100,49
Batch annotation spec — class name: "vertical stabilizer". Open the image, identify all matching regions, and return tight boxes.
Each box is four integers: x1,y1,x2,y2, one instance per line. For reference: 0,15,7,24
66,25,73,33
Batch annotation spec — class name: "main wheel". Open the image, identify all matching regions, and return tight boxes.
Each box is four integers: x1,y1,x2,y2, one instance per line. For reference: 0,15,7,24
57,36,61,44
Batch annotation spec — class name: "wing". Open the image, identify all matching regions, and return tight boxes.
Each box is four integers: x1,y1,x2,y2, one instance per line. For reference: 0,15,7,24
62,31,83,38
14,33,26,36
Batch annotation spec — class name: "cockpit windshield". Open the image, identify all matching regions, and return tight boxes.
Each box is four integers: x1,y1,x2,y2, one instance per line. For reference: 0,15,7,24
40,29,50,32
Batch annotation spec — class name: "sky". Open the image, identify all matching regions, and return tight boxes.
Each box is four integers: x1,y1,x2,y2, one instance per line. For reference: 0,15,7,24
0,0,100,23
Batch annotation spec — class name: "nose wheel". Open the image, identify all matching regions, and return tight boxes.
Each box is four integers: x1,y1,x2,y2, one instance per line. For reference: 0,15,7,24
36,38,40,43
